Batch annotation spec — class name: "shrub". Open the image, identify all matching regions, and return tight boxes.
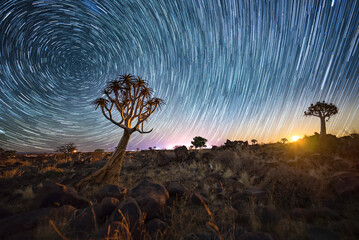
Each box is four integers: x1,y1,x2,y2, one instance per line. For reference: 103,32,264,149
262,166,320,209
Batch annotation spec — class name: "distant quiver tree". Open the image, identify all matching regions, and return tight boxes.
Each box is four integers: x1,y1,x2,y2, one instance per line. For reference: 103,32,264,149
281,138,288,144
56,143,77,162
304,101,338,137
77,74,164,188
191,136,208,149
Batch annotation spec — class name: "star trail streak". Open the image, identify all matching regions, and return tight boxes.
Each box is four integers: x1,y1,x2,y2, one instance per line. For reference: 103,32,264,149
0,0,358,152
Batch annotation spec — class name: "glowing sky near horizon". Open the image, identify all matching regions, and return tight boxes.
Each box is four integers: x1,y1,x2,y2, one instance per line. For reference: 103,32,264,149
0,0,359,152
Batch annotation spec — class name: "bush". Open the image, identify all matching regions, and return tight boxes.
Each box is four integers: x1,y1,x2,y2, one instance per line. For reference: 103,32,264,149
262,166,320,209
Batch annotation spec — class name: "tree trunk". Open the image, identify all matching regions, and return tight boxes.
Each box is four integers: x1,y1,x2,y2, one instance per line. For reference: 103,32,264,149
76,129,131,189
320,117,326,137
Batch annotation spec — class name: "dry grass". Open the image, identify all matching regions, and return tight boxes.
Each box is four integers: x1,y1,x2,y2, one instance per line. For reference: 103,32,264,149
0,168,25,178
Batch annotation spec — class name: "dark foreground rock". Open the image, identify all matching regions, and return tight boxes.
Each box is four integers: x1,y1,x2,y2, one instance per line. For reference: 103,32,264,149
0,205,75,239
130,180,169,221
94,184,127,202
34,182,89,209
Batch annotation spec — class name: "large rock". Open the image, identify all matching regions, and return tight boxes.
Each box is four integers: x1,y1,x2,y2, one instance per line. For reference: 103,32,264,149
129,180,169,220
110,197,143,233
166,181,186,199
94,184,127,202
174,146,189,162
0,205,75,238
330,171,359,196
34,182,89,209
69,204,101,235
145,218,169,238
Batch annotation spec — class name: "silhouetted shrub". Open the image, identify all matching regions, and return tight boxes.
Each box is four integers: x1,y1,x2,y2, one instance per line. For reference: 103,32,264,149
262,166,320,209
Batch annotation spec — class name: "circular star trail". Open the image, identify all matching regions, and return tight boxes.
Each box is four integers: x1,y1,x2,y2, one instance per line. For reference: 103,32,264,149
0,0,359,152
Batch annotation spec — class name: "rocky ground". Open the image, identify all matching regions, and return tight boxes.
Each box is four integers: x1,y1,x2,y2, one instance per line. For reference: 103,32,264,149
0,134,359,240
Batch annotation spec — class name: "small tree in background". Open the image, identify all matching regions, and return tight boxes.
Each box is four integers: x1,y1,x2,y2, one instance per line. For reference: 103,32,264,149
251,139,257,145
76,74,164,188
191,136,208,149
56,143,77,162
304,101,338,137
281,138,288,144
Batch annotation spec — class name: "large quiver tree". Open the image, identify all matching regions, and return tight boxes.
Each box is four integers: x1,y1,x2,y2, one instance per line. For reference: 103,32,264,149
304,101,338,137
76,74,163,188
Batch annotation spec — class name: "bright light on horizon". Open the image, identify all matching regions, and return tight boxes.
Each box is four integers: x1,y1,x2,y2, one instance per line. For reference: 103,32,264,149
291,135,301,142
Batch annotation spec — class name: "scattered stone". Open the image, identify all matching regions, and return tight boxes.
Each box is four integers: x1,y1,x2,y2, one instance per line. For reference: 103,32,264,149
129,180,169,220
94,184,127,202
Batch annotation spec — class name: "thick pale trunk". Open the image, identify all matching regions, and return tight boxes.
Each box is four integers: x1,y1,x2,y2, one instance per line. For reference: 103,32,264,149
320,117,326,137
76,129,131,189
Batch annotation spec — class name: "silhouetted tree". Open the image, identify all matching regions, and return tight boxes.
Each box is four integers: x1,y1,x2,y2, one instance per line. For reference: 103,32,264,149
77,74,164,188
56,143,77,162
191,136,208,149
304,101,338,137
251,139,257,145
281,138,288,144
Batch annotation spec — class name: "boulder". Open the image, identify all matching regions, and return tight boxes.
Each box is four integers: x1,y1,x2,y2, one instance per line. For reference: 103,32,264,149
110,197,143,233
0,205,75,238
94,184,127,202
69,204,101,235
99,197,120,220
166,181,186,199
330,171,359,196
34,182,89,209
129,180,169,220
145,218,169,238
174,146,189,162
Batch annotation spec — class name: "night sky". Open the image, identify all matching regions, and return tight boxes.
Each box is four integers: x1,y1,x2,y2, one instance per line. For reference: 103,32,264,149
0,0,358,152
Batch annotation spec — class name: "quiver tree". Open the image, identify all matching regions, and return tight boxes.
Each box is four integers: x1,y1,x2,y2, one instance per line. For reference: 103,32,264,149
304,101,338,137
76,74,164,188
191,136,208,149
56,143,77,162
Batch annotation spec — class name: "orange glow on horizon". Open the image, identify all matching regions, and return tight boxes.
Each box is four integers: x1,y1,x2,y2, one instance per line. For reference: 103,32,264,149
291,135,301,142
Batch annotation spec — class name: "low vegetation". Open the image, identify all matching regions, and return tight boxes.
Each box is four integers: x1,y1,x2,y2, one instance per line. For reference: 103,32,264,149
0,134,358,239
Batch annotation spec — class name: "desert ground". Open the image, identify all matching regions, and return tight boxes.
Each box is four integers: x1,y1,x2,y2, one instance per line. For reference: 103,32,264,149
0,134,359,240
